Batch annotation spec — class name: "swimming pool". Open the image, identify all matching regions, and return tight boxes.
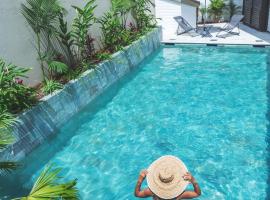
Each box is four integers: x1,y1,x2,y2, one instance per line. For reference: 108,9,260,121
1,45,270,199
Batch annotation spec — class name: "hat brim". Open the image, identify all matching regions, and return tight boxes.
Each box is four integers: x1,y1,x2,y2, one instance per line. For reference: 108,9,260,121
146,155,189,199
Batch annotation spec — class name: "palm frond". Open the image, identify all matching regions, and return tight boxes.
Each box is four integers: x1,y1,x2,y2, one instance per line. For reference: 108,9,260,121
0,111,18,175
48,61,68,74
0,110,17,129
0,130,14,150
21,0,66,79
0,110,17,150
15,165,79,199
0,161,20,174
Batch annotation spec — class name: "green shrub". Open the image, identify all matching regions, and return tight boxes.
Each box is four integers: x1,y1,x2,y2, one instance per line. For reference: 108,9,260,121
42,79,63,95
0,59,37,114
208,0,225,22
64,69,82,81
72,0,97,61
99,0,156,54
47,60,69,80
95,51,112,61
130,0,156,33
111,0,132,28
111,0,156,32
57,12,76,68
98,11,131,53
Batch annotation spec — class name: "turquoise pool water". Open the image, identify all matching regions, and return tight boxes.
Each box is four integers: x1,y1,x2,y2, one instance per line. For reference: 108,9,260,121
1,45,270,199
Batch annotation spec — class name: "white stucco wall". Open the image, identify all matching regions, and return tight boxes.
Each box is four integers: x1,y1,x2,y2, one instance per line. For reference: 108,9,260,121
155,0,198,35
0,1,41,85
181,3,197,27
0,0,111,86
155,0,182,34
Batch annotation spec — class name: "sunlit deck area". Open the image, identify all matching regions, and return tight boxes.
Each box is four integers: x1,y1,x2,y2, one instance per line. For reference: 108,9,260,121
162,23,270,46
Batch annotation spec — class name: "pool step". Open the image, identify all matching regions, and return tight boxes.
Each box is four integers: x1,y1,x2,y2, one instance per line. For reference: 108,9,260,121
206,44,218,47
164,42,175,45
253,45,266,48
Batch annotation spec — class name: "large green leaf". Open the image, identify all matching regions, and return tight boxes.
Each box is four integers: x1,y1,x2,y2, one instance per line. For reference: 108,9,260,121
13,165,79,199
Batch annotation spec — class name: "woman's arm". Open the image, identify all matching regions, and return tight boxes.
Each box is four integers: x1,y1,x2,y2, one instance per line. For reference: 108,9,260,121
177,172,201,199
134,170,153,198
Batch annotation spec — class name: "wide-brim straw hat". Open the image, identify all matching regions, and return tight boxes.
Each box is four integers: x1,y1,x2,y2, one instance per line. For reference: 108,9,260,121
146,155,189,199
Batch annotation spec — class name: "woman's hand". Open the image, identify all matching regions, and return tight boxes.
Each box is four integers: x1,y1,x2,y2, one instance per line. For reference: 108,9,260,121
178,172,201,198
183,172,196,183
139,169,148,179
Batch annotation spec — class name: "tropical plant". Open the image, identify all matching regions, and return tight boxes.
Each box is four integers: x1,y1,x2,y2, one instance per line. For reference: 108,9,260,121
110,0,156,32
98,11,128,52
111,0,132,28
21,0,64,80
99,0,156,53
64,69,82,81
0,161,19,174
72,0,97,61
95,51,112,61
47,60,69,80
0,59,37,114
48,61,68,75
200,7,208,24
42,79,63,95
13,165,79,199
84,35,96,60
126,22,141,41
57,12,76,68
0,109,19,174
223,0,241,20
208,0,225,22
0,110,17,133
130,0,156,32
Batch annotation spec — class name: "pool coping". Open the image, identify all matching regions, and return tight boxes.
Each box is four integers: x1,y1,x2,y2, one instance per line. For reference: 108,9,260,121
0,27,162,161
162,42,270,48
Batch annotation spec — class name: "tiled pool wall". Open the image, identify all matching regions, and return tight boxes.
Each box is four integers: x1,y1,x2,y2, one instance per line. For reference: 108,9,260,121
1,27,162,161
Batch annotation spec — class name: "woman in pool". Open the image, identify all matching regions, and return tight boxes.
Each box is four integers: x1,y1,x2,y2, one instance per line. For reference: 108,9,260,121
134,155,201,200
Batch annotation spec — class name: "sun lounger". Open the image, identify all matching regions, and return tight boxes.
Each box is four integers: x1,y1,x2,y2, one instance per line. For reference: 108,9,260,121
173,16,200,37
216,14,244,38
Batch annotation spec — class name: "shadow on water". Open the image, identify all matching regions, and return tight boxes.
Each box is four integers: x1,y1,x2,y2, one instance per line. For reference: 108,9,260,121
0,49,162,198
266,51,270,199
